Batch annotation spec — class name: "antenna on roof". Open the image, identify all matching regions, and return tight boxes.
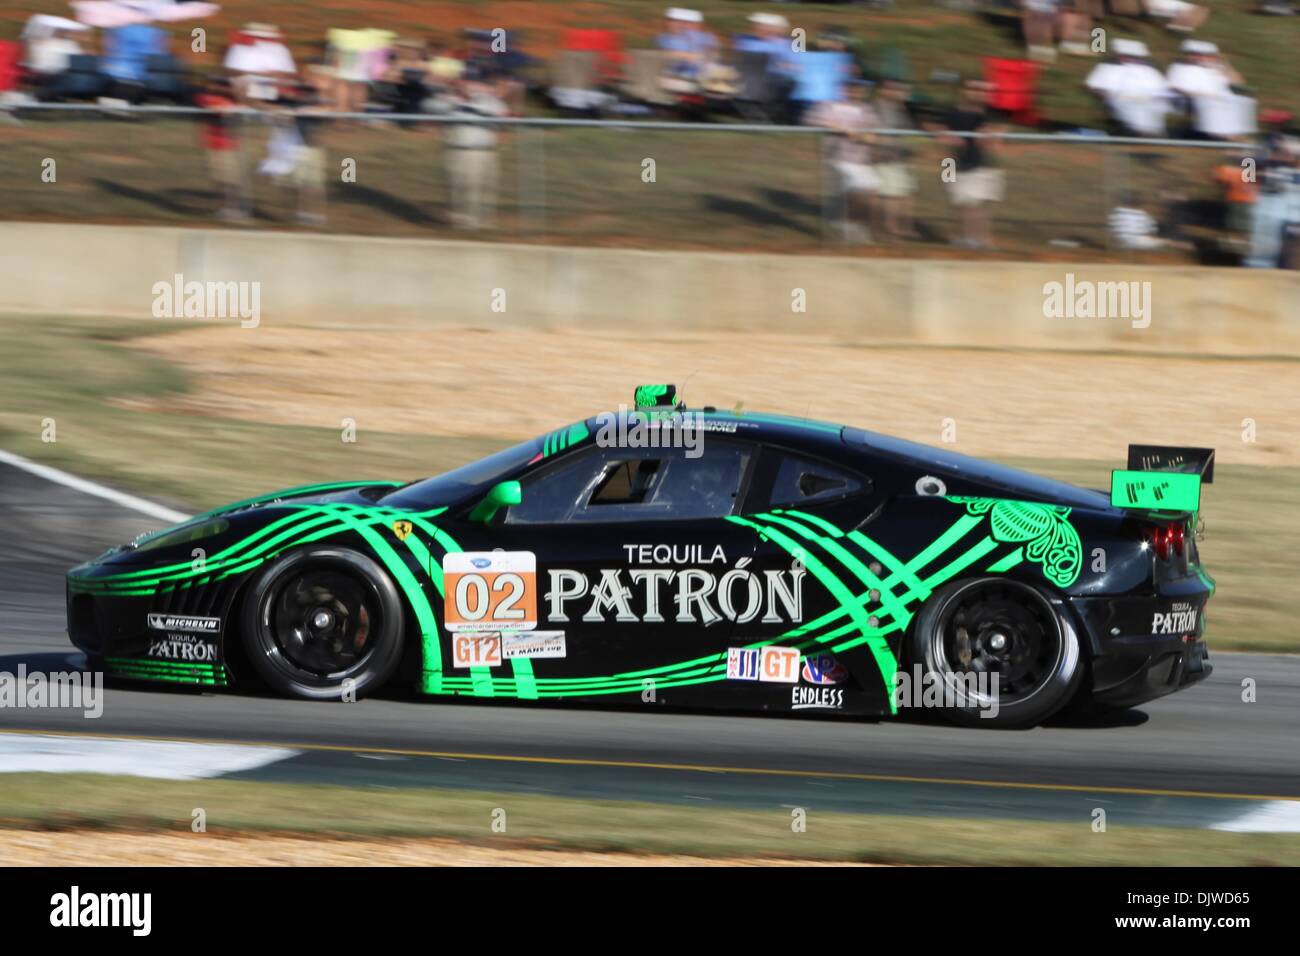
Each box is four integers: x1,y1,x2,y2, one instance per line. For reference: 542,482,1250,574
679,369,699,406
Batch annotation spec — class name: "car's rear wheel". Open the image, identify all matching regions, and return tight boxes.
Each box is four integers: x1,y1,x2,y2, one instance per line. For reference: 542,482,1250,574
909,577,1082,728
241,547,405,700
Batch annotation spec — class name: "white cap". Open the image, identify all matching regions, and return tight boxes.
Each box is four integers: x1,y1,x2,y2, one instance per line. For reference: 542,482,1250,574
243,22,283,40
1181,39,1218,55
666,7,703,22
1112,38,1149,58
748,12,790,29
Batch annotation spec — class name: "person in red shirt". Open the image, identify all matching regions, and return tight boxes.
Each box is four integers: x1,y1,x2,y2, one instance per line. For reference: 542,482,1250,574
194,75,251,221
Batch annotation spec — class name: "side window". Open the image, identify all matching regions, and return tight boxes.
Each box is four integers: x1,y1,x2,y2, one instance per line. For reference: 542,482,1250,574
768,454,864,507
504,447,608,525
506,443,752,525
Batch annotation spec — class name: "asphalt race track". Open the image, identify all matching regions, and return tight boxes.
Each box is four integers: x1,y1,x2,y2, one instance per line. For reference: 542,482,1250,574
3,457,1298,825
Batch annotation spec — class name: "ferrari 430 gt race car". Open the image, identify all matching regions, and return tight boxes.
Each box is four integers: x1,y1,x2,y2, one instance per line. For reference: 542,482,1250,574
67,386,1215,727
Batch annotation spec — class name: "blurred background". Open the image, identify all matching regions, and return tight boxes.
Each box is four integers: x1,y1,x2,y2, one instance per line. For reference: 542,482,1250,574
2,0,1298,262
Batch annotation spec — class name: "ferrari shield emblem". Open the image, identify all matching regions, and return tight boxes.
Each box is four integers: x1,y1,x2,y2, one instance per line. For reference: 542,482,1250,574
392,520,413,541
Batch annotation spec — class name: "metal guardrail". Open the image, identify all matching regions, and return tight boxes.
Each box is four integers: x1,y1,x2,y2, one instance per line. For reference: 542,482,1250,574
8,101,1254,147
1,99,1262,260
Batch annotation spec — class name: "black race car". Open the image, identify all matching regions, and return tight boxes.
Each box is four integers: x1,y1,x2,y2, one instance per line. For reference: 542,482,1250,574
67,386,1215,727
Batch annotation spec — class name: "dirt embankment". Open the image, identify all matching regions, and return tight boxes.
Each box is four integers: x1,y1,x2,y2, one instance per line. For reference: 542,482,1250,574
129,327,1300,467
0,830,869,866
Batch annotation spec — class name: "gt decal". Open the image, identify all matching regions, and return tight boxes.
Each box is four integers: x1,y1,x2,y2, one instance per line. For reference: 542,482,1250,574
443,551,538,632
759,646,800,684
452,633,502,668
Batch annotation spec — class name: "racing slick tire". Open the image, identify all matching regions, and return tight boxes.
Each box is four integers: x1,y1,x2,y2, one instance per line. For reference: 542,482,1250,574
909,577,1083,728
241,546,406,700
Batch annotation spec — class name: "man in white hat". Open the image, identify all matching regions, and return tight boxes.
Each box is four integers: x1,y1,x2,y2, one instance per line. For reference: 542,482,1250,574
224,23,298,104
735,12,796,67
657,7,718,82
1085,39,1171,136
1142,0,1209,32
1167,40,1253,139
24,22,86,82
731,12,798,121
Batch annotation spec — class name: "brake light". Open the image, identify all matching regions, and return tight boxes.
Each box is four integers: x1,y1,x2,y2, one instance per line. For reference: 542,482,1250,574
1170,523,1186,555
1146,522,1186,560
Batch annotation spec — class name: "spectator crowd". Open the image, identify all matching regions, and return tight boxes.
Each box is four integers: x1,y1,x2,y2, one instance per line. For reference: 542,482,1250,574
3,2,1297,267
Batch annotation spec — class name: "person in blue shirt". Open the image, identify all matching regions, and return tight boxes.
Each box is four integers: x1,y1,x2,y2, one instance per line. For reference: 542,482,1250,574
733,13,800,75
102,23,166,103
1246,134,1300,268
657,7,718,79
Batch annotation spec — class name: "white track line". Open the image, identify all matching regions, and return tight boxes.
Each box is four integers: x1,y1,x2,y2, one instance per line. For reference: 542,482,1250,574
0,732,297,780
1209,800,1300,833
0,449,190,524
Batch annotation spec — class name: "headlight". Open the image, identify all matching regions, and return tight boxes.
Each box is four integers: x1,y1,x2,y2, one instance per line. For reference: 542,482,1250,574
132,518,230,553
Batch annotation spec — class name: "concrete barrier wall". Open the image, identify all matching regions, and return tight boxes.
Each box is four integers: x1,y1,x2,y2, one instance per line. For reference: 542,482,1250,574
3,222,1297,355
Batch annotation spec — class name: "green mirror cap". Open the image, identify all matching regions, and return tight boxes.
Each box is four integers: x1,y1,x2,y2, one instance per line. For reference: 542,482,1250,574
1110,470,1201,513
469,480,522,523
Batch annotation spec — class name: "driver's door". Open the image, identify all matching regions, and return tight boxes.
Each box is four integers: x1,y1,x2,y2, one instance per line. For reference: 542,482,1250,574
473,439,762,701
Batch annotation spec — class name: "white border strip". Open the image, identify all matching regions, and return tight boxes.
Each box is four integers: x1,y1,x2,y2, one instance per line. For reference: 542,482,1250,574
0,449,191,524
0,732,298,780
1209,800,1300,833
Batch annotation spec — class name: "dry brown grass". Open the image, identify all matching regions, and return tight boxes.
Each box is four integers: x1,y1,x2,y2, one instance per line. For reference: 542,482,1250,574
128,325,1300,467
0,830,868,866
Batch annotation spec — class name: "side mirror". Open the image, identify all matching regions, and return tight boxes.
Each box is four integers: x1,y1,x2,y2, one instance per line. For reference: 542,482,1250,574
469,480,521,523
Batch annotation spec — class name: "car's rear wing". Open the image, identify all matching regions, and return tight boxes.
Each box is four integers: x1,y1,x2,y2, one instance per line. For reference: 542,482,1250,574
1110,445,1215,514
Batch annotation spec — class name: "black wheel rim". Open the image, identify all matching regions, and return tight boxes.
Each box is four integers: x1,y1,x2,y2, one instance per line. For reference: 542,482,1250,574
264,568,381,679
932,583,1061,704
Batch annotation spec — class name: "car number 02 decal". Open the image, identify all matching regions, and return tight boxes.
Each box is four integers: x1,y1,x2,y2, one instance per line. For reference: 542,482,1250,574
442,552,538,632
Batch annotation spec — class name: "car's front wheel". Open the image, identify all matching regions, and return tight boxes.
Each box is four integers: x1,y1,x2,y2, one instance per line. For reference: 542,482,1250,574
908,577,1083,728
240,547,405,700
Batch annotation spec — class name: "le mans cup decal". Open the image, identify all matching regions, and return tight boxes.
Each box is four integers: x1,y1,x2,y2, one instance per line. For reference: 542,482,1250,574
442,551,538,632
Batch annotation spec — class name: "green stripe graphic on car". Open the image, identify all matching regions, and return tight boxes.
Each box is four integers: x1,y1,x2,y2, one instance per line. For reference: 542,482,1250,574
105,657,228,686
411,499,1052,701
84,494,1076,700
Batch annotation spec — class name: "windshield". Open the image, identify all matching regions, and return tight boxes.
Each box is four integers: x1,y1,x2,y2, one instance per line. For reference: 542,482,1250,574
379,437,542,509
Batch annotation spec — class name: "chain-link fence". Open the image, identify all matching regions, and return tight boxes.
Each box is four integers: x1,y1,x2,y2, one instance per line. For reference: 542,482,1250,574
0,104,1251,260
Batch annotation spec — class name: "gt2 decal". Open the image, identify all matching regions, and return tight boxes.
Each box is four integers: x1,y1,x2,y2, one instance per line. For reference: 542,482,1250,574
443,551,538,632
453,630,568,666
452,633,502,668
